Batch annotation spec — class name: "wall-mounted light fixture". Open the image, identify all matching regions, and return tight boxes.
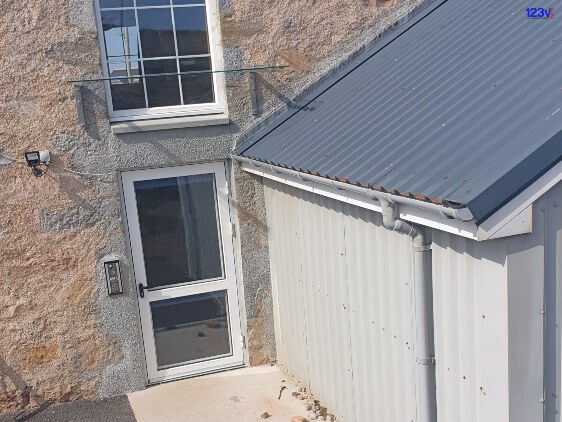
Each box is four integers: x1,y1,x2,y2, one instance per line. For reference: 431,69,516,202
24,150,50,177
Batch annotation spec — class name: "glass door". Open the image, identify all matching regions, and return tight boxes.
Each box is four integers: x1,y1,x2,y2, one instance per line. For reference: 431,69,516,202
122,162,243,383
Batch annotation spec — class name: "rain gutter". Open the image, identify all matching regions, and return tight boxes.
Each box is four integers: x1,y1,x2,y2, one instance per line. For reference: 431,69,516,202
233,155,474,223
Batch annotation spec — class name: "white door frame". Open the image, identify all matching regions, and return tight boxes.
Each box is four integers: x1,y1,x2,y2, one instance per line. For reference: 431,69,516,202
121,161,243,383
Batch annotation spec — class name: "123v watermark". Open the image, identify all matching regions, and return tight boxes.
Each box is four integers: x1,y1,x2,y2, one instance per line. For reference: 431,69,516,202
526,7,555,19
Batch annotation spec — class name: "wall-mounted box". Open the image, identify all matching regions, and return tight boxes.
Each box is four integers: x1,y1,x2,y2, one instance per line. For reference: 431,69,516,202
104,260,123,295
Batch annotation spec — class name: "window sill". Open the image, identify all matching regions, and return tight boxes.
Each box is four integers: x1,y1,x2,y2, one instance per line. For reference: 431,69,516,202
110,113,230,134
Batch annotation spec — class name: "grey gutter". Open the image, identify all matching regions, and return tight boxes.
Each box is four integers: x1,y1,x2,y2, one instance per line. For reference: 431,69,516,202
233,155,475,222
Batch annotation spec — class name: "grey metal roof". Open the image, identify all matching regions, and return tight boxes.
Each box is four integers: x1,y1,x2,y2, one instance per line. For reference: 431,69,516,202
235,0,562,223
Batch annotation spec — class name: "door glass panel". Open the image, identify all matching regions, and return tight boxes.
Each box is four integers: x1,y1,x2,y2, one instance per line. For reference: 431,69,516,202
150,291,231,369
137,8,176,58
134,173,224,289
143,59,181,107
173,6,210,56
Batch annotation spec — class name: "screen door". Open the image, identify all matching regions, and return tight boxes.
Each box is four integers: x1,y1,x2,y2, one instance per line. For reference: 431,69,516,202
122,162,243,383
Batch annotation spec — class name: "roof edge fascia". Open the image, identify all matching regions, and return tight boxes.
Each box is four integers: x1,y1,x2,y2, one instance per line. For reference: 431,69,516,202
234,155,481,240
234,156,561,241
476,159,562,240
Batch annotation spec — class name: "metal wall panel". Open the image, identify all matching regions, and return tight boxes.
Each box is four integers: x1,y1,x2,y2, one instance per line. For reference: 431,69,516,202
547,182,562,422
506,180,562,422
264,179,417,421
431,232,509,422
263,179,555,422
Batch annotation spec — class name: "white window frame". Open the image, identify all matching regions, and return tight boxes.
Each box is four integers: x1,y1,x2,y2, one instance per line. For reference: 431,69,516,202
94,0,228,123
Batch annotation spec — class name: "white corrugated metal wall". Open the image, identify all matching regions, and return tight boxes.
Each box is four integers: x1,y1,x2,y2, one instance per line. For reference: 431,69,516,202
264,180,417,422
263,178,521,422
505,180,562,422
431,232,509,421
263,178,560,422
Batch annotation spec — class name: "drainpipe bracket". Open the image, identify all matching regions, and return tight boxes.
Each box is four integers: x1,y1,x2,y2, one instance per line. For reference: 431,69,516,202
416,356,436,365
413,243,432,252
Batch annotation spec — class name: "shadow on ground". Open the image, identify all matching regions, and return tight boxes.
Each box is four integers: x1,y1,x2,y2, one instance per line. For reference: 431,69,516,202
0,396,136,422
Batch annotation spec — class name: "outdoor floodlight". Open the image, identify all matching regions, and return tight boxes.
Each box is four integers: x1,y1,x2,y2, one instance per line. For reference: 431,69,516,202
24,150,50,177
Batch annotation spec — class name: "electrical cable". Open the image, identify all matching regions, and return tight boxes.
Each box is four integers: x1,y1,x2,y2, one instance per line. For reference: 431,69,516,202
1,151,115,178
0,152,22,163
47,163,115,178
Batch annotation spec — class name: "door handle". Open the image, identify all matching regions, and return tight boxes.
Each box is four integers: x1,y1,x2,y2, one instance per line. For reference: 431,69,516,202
138,283,146,298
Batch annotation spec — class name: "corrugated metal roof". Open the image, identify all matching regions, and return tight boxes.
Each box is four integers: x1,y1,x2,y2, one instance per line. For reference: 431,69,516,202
235,0,562,223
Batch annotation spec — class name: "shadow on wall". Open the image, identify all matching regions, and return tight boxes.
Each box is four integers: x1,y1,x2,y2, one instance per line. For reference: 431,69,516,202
433,228,507,266
0,355,50,420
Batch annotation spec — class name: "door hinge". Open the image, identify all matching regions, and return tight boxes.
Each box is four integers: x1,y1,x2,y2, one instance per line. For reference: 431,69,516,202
230,222,236,237
241,335,246,349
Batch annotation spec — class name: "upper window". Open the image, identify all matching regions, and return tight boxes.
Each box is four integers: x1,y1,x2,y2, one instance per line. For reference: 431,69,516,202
96,0,225,121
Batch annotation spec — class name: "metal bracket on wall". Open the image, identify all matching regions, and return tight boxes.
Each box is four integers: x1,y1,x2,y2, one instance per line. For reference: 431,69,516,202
73,83,85,127
69,65,289,122
248,71,258,116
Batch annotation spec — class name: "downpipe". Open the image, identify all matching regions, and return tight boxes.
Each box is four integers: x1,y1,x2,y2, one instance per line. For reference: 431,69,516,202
380,199,437,422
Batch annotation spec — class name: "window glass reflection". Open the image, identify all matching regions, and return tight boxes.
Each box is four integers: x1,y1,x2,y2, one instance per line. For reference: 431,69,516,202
99,0,134,8
143,60,181,107
137,8,176,58
108,61,146,109
180,57,214,104
137,0,170,5
134,174,224,287
101,10,140,61
173,0,205,4
174,6,210,56
151,291,231,369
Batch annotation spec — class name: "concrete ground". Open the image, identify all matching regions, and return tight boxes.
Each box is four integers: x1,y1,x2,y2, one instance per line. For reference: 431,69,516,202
0,366,310,422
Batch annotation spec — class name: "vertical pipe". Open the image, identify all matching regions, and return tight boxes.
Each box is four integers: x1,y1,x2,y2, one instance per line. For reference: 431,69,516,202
123,27,132,80
380,199,436,422
413,231,436,422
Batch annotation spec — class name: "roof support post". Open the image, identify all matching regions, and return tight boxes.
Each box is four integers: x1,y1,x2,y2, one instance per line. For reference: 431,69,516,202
380,199,437,422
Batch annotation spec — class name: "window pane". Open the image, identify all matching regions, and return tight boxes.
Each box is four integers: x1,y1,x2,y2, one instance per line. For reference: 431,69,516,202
180,57,214,104
143,60,181,107
99,0,133,8
108,61,146,109
137,8,176,58
137,0,170,5
134,174,224,288
173,6,209,56
101,10,140,61
173,0,205,4
151,291,231,369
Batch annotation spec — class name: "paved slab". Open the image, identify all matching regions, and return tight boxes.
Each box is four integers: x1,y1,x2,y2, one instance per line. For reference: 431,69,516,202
128,365,309,422
0,366,309,422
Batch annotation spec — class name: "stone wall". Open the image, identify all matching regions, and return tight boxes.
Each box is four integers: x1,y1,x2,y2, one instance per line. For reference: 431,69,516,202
0,0,424,412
